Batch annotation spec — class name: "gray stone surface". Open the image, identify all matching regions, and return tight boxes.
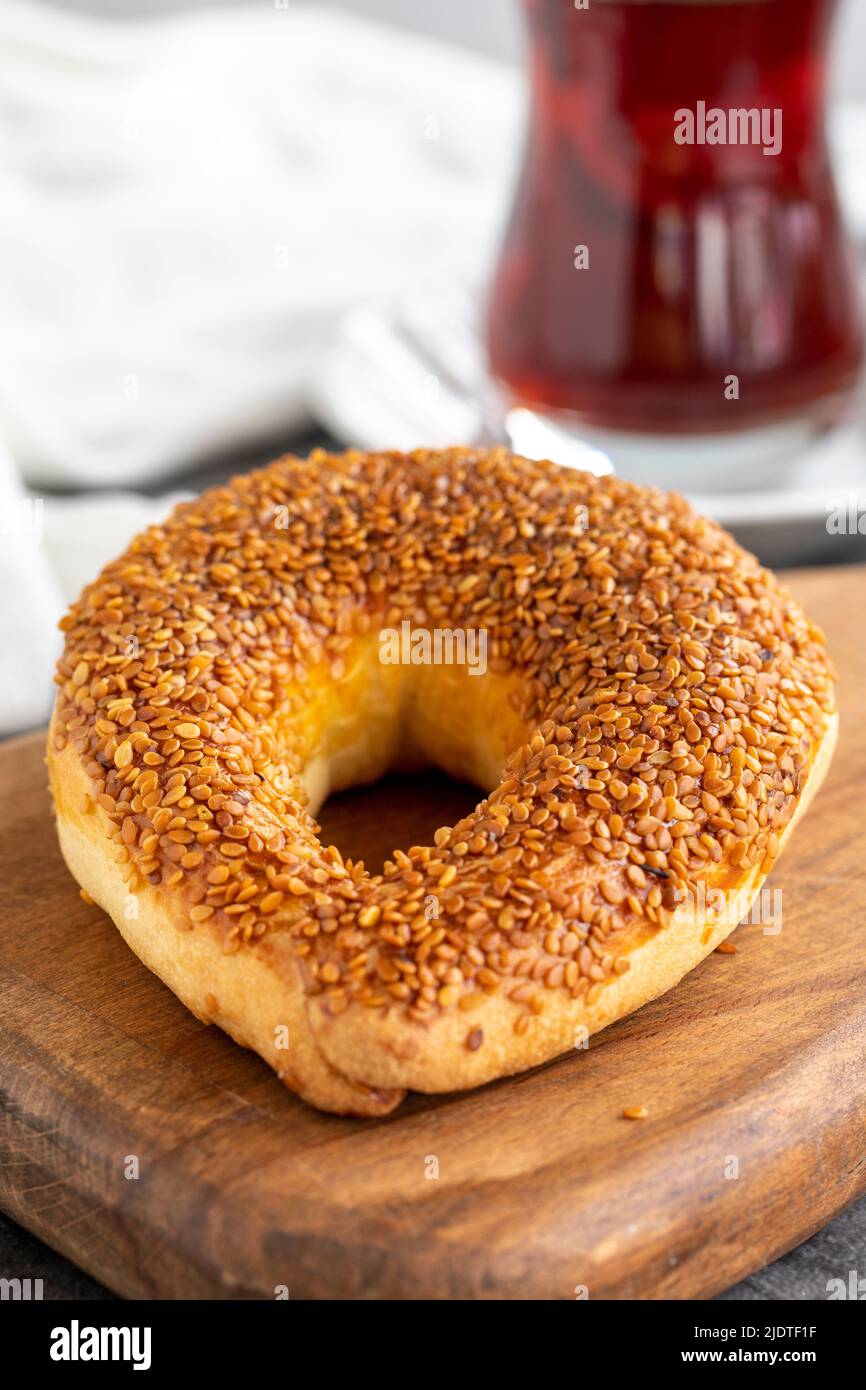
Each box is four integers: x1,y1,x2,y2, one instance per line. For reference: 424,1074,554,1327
0,1213,112,1300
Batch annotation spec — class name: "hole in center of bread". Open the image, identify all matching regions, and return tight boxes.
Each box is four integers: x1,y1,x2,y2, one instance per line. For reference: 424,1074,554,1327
317,770,481,876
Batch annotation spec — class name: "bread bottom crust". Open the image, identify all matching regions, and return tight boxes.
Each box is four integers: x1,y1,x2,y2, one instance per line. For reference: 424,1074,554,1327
48,709,837,1113
309,710,839,1092
49,734,404,1117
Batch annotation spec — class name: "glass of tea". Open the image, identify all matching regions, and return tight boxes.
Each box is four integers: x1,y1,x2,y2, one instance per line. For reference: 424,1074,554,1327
486,0,864,484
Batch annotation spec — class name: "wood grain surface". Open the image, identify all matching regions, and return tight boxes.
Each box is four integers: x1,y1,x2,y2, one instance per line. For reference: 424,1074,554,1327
1,565,864,1301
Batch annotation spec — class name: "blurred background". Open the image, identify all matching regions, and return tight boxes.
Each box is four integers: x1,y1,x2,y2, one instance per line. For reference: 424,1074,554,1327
37,0,866,77
2,0,866,738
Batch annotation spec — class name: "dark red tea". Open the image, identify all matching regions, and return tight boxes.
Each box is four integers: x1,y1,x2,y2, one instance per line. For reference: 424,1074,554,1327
487,0,863,435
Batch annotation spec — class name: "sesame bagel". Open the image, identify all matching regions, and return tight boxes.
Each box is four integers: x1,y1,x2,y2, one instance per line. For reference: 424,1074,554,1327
48,447,837,1115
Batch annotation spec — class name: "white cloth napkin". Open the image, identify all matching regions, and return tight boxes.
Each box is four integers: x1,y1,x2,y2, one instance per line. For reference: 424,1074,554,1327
0,0,520,734
0,435,190,734
0,0,519,488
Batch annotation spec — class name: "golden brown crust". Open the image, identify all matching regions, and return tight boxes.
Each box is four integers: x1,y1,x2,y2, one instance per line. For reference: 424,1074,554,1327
47,447,838,1112
309,708,837,1092
49,728,404,1117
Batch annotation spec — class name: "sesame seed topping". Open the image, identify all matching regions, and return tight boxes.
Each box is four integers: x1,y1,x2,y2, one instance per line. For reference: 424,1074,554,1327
53,447,835,1030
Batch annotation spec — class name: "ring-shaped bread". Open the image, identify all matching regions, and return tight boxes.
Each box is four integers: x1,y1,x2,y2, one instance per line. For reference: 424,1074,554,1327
48,448,837,1114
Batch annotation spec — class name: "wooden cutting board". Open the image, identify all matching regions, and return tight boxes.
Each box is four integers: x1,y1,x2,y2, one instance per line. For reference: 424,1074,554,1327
1,565,865,1301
